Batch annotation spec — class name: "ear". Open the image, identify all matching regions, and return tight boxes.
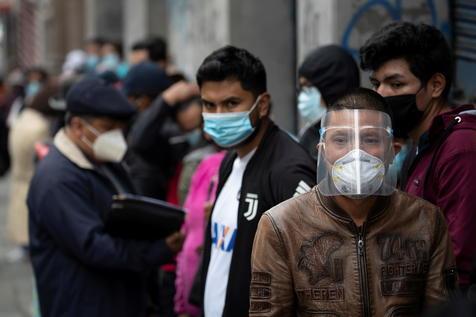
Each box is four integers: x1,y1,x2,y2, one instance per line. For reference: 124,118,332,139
136,96,152,111
428,73,446,99
69,117,85,138
257,93,271,118
393,139,403,155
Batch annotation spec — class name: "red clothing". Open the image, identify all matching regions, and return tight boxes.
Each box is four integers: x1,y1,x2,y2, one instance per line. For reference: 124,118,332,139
405,105,476,286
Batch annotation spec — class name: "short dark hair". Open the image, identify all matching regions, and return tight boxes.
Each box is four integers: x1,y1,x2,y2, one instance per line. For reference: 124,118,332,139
131,40,149,51
360,22,453,98
86,37,105,47
26,66,49,82
196,45,267,97
329,88,393,119
105,40,124,59
147,37,167,62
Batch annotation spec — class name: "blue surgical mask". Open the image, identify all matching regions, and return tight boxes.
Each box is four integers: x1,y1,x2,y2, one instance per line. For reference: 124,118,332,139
85,55,99,71
298,87,326,124
202,96,261,148
185,128,203,147
26,81,41,97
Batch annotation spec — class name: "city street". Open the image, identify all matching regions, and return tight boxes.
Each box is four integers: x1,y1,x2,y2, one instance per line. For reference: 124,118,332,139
0,175,32,317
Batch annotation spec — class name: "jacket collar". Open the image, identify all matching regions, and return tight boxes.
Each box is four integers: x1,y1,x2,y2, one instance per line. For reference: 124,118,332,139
222,119,278,170
54,128,94,170
315,187,392,227
428,104,476,140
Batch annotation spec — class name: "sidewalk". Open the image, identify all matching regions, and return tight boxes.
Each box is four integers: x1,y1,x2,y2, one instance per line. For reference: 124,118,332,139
0,174,33,317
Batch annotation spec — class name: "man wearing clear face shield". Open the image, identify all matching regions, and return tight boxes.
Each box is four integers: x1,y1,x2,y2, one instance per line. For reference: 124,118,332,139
250,88,456,317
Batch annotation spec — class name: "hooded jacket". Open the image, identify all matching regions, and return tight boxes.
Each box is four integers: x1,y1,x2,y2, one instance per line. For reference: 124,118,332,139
298,45,360,159
404,105,476,287
250,188,456,317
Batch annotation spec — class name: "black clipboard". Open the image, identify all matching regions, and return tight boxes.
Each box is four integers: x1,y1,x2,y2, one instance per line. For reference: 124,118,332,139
105,193,185,240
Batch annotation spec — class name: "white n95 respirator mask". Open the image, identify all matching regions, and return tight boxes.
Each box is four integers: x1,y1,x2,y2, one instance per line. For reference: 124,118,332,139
82,122,128,163
331,149,385,197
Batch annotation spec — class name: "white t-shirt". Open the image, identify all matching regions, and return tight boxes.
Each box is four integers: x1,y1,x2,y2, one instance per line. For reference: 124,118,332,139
204,149,255,317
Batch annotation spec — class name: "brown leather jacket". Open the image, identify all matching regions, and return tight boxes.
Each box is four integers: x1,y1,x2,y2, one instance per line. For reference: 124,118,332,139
250,188,457,317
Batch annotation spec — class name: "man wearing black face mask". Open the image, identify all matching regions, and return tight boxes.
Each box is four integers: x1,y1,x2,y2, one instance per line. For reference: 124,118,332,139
360,22,476,290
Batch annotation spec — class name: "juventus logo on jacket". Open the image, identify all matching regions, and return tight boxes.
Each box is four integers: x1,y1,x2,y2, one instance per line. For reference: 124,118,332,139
244,193,259,221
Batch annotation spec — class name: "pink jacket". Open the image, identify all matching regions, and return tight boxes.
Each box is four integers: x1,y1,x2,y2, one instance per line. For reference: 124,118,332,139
174,151,225,316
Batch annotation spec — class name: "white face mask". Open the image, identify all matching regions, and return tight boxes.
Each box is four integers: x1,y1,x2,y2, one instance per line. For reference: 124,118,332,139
331,149,385,198
82,123,128,163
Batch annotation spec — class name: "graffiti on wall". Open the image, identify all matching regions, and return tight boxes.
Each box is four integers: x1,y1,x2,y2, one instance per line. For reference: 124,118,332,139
340,0,450,58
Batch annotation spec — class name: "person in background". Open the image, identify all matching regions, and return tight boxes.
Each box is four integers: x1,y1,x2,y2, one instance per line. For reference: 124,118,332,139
7,82,63,262
28,78,184,317
297,45,360,159
175,150,225,317
250,88,456,317
197,45,316,317
123,61,173,198
24,67,49,104
123,62,172,112
97,40,128,79
60,49,86,81
127,80,200,200
360,21,476,290
129,40,150,66
83,37,104,74
147,37,169,71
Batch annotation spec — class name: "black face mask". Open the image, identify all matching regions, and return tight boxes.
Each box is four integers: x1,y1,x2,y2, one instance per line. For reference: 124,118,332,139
384,94,424,139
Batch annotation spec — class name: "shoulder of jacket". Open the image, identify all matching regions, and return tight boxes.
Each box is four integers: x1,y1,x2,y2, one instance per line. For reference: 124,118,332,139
36,148,91,185
264,190,317,225
270,131,313,164
392,190,441,218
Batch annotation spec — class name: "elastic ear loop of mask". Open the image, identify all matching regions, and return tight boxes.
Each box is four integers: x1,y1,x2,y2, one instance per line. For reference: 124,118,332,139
354,109,361,195
80,119,100,148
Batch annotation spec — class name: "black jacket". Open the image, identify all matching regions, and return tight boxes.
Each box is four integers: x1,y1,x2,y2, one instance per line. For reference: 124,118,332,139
200,121,316,317
299,120,321,160
28,131,173,317
127,97,189,199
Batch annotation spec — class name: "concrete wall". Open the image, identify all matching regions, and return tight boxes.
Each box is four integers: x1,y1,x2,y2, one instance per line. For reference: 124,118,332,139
148,0,168,39
85,0,122,41
123,0,148,55
229,0,297,132
167,0,230,81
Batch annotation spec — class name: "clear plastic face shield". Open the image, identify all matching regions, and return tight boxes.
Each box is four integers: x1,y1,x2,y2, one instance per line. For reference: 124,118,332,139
316,109,397,198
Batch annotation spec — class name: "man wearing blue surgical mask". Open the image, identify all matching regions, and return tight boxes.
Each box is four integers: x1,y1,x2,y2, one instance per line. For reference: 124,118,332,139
197,46,316,317
24,67,49,102
297,45,360,159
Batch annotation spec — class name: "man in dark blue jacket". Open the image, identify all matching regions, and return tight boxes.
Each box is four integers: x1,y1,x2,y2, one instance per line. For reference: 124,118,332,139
27,78,184,317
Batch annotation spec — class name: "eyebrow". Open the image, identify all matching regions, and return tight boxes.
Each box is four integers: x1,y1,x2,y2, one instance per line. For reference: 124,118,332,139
201,96,242,106
370,74,405,82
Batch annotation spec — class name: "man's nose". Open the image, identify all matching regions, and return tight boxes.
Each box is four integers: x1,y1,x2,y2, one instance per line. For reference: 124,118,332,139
376,85,390,97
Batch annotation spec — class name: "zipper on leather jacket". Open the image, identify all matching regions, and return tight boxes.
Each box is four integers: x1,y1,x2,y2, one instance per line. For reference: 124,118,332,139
356,224,371,317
